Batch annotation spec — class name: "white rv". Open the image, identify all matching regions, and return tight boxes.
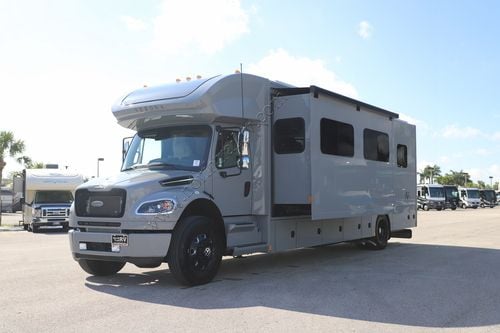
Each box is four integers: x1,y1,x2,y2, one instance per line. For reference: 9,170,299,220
69,73,417,285
458,187,480,209
417,184,445,211
22,168,84,232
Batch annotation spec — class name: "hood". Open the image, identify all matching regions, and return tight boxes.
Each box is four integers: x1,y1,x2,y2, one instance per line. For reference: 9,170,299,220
80,169,197,191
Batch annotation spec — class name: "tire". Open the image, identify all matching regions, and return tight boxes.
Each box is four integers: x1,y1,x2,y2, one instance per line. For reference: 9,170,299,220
78,259,125,276
23,224,28,231
423,204,429,211
437,208,442,211
366,216,390,250
480,203,484,208
168,216,224,286
451,206,457,211
32,225,40,233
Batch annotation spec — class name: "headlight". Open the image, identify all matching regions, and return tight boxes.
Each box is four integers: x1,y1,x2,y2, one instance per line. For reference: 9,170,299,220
33,208,42,218
137,199,176,215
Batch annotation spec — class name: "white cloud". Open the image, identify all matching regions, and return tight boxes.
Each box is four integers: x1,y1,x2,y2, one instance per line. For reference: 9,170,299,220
121,16,148,31
358,21,373,39
247,49,358,98
399,112,428,129
151,0,249,55
441,124,481,139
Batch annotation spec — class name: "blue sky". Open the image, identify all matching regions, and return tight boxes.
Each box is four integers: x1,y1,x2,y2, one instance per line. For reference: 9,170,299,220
1,0,499,184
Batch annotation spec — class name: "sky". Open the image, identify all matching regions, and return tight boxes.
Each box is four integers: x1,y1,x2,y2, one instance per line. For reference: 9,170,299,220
1,0,500,184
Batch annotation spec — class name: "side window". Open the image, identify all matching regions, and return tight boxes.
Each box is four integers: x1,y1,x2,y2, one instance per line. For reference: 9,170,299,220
215,130,239,169
274,118,305,154
364,129,389,162
397,144,408,168
320,118,354,157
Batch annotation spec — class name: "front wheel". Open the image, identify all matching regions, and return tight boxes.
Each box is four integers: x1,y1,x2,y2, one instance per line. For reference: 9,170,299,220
78,259,125,276
423,204,429,211
168,216,224,286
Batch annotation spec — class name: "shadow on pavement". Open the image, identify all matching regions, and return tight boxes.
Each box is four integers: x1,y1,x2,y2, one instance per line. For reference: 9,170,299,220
85,242,500,328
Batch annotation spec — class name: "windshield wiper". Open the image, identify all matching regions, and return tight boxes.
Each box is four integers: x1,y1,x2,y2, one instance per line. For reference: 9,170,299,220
147,162,181,170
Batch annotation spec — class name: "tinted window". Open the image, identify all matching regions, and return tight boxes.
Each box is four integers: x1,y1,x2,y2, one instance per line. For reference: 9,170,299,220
364,129,389,162
397,144,408,168
320,118,354,157
215,130,239,169
274,118,305,154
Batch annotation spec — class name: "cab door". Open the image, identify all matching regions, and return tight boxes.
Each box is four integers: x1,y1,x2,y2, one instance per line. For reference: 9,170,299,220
211,128,252,216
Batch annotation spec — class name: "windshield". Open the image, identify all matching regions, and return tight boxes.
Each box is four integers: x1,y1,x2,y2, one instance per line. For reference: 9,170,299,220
429,187,444,198
482,190,495,200
467,190,480,198
445,187,458,198
34,191,73,204
122,125,212,172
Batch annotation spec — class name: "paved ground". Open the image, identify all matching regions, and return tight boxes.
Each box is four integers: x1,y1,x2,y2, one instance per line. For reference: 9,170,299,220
1,209,500,332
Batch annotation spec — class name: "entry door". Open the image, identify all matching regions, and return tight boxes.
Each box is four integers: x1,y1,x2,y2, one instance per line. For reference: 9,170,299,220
212,128,252,216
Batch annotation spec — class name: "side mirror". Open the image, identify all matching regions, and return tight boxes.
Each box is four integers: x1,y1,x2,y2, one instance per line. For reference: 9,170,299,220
239,129,250,169
122,137,133,162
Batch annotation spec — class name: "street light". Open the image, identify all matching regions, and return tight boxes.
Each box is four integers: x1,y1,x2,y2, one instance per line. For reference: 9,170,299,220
489,176,493,188
97,158,104,177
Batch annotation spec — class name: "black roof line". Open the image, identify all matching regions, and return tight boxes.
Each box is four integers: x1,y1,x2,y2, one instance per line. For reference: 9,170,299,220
272,86,398,119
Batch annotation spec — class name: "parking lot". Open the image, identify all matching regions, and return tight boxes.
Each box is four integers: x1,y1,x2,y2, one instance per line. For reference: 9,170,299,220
1,208,500,332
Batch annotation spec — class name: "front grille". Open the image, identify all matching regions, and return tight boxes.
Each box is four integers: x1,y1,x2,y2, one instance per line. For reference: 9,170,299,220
85,242,112,252
45,208,67,217
75,189,126,218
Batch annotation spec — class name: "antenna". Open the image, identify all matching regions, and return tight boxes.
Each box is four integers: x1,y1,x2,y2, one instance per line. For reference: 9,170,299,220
240,63,245,120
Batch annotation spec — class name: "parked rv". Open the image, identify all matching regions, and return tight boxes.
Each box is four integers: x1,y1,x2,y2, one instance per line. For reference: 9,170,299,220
479,189,497,208
1,188,13,213
69,73,417,286
417,184,445,211
458,187,480,209
443,185,459,210
21,168,84,232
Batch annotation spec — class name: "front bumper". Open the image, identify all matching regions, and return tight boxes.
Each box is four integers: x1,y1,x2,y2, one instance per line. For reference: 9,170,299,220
69,229,171,263
32,218,68,227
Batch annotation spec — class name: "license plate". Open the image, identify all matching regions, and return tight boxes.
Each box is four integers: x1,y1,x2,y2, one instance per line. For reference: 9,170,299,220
111,234,128,247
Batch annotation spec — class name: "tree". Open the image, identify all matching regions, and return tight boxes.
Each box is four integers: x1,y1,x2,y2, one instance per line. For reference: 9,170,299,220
420,164,441,184
0,131,25,225
436,170,470,186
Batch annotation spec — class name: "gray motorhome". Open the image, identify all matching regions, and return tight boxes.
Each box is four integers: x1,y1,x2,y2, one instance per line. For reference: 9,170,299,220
69,74,417,285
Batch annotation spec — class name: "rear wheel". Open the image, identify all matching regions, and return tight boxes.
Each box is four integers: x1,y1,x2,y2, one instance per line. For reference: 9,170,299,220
168,216,224,286
372,216,390,250
78,259,125,276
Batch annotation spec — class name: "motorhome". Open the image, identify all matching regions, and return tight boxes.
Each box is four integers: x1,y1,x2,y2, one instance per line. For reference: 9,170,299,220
69,73,417,286
458,187,480,209
417,184,445,211
22,168,84,232
1,187,13,213
443,185,459,210
479,189,496,208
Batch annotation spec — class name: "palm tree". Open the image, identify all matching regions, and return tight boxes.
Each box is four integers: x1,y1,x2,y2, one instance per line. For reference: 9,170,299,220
0,131,25,224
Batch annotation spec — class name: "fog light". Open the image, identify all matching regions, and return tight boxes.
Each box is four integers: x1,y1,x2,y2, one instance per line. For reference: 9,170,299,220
79,242,87,250
111,245,121,253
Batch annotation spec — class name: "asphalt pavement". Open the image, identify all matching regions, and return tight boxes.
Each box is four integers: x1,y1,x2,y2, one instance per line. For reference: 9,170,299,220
1,209,500,332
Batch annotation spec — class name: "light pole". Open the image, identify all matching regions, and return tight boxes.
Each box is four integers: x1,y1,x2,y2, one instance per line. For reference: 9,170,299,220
97,158,104,177
489,176,493,188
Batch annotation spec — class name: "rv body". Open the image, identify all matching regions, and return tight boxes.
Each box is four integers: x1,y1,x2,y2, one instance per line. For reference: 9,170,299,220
458,187,480,209
0,187,13,213
68,74,417,285
479,189,497,208
22,168,84,232
443,185,459,210
417,184,445,211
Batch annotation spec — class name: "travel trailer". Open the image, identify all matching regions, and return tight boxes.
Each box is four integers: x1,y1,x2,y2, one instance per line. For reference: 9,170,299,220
443,185,459,210
22,168,84,232
417,184,445,211
458,187,480,209
69,73,417,285
479,189,497,208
